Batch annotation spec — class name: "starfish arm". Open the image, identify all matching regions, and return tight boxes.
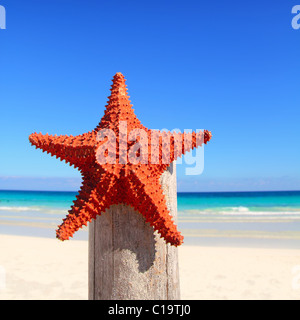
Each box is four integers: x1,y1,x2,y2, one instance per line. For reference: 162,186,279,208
29,132,97,168
56,173,117,240
149,129,212,166
170,129,212,162
125,173,184,246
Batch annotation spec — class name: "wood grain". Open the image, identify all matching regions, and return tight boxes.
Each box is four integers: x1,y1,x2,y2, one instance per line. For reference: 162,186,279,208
88,162,180,300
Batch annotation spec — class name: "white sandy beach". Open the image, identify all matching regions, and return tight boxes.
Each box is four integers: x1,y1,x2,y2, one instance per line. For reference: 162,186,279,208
0,234,299,300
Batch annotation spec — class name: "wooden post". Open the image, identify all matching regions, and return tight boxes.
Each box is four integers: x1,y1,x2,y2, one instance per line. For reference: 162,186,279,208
88,162,180,300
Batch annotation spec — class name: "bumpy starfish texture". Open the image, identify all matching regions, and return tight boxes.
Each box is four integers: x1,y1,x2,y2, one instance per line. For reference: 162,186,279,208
29,73,212,246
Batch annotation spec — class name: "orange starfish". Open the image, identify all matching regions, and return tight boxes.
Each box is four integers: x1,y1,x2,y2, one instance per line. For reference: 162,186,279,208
29,73,212,246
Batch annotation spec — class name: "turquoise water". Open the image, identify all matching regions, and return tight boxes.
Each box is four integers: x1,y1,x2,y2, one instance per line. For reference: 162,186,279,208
178,191,300,210
0,190,300,247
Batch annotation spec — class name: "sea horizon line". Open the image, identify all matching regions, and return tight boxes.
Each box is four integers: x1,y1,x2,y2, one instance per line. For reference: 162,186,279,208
0,189,300,194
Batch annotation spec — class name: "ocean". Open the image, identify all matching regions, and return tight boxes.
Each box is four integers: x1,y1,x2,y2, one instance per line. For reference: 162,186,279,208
0,190,300,248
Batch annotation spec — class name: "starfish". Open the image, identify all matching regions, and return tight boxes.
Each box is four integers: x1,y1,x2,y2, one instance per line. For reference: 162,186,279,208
29,73,212,246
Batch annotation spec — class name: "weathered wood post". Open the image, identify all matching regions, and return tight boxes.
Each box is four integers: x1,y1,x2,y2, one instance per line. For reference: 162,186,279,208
88,162,180,300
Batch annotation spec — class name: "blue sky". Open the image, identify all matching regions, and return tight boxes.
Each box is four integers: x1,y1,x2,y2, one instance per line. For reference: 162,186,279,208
0,0,299,192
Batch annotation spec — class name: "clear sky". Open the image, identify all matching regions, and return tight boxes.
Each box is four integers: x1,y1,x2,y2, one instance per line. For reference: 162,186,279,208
0,0,299,192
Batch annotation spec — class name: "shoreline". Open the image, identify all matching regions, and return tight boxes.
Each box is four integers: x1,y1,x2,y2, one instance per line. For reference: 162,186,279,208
1,224,300,250
0,234,299,300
